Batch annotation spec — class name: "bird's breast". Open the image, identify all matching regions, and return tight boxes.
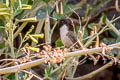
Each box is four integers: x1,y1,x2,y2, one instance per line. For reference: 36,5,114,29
60,24,74,47
60,34,73,47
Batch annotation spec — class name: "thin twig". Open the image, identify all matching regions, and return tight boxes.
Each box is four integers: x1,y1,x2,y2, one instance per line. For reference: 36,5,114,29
105,18,120,36
31,18,45,46
44,10,51,44
21,70,43,80
72,6,120,26
51,21,58,36
0,59,18,62
14,22,28,39
115,0,120,12
85,16,120,47
0,62,13,69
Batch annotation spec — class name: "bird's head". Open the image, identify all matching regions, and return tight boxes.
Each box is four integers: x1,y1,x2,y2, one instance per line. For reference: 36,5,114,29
59,19,68,27
59,19,69,32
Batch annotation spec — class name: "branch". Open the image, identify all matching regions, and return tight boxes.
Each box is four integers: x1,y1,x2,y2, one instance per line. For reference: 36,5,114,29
115,0,120,12
0,58,47,75
0,42,119,75
72,6,120,26
84,16,120,47
44,11,51,44
14,22,28,39
106,18,120,36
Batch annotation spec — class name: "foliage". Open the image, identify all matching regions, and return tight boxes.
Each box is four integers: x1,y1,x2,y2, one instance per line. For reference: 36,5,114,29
0,0,120,80
44,66,59,80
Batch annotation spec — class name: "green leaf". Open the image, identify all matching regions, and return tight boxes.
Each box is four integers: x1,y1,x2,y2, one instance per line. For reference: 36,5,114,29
83,28,88,39
44,67,59,80
53,12,63,19
0,19,4,26
100,13,106,24
63,4,75,16
116,37,120,42
0,41,5,49
102,37,115,45
36,9,46,20
88,23,95,30
83,28,88,43
0,28,5,49
36,6,52,20
22,0,29,4
14,0,30,17
85,4,92,16
0,2,11,22
7,73,15,80
75,26,80,32
53,4,75,19
7,72,24,80
42,0,51,3
45,67,51,76
14,2,22,16
14,9,23,17
55,38,63,47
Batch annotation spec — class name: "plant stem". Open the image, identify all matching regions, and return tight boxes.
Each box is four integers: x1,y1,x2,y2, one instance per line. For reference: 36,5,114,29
44,11,51,44
85,16,120,47
14,22,28,39
106,18,120,36
0,42,119,75
9,21,15,58
51,21,58,36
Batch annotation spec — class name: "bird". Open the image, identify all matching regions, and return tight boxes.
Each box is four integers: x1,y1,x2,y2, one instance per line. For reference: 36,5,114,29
59,19,80,48
59,19,98,64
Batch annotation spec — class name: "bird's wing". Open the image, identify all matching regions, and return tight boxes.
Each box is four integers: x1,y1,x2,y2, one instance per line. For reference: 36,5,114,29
66,31,81,48
66,31,78,43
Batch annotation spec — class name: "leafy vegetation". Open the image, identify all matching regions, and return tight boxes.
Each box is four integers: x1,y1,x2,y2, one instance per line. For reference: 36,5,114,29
0,0,120,80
